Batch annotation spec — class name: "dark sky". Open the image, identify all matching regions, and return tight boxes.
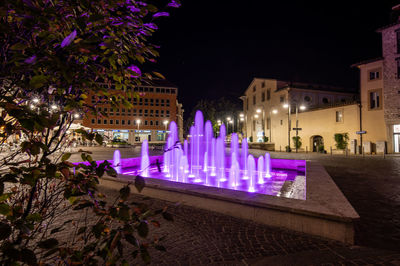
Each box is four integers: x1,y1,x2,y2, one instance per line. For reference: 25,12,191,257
151,1,399,116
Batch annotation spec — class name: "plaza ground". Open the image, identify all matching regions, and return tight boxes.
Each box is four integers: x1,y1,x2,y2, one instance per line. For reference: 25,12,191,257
70,147,400,264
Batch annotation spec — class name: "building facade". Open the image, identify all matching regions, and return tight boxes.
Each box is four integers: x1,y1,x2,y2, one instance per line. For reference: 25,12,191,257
241,78,358,151
83,80,184,144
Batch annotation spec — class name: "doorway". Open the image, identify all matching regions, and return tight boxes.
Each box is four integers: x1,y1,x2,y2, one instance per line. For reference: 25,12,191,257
312,135,324,152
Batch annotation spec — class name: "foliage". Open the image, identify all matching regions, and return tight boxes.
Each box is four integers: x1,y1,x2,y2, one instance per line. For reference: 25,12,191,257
285,145,292,152
292,136,302,149
184,97,242,136
0,0,179,264
263,136,268,143
334,133,349,150
318,145,325,153
249,136,253,143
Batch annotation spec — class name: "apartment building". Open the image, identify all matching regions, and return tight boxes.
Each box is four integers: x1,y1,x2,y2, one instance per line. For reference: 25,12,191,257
83,79,184,143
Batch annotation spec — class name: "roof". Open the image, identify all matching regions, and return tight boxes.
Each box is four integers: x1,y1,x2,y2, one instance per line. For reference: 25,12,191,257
350,57,384,68
376,21,400,32
275,80,356,94
141,78,178,88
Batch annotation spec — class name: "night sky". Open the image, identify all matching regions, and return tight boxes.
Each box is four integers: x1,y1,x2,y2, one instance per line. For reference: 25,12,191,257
151,1,399,117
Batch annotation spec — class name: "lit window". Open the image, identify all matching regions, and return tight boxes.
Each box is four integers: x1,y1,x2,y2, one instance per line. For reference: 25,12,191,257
336,111,343,122
369,89,381,109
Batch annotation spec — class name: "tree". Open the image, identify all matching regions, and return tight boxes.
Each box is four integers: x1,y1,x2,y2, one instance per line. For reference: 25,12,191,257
0,0,179,264
185,96,242,136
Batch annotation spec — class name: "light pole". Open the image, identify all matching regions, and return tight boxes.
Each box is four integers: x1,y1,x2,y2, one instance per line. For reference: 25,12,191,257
269,109,278,143
163,120,169,130
239,113,244,135
226,116,231,134
283,103,291,151
283,102,306,152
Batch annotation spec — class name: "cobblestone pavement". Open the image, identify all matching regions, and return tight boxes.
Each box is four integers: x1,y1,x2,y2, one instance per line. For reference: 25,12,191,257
72,147,400,264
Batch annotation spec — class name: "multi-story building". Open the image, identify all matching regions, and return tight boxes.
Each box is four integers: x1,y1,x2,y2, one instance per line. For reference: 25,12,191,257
241,78,358,150
83,79,184,144
241,5,400,154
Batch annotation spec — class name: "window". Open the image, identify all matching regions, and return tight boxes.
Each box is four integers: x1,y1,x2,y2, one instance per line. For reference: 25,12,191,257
397,31,400,54
322,97,329,104
103,119,107,124
261,91,265,102
280,96,285,103
91,95,96,104
253,95,256,105
91,118,95,124
155,110,159,117
161,99,165,106
139,98,143,105
166,99,170,107
133,98,138,105
110,119,113,124
150,110,154,117
156,88,160,93
253,85,256,92
161,110,164,117
116,108,120,115
261,82,265,88
267,89,271,100
304,96,311,102
144,110,148,117
369,70,380,80
336,111,343,122
104,107,108,113
144,99,148,106
156,99,159,106
161,88,165,93
150,99,154,106
116,119,119,125
397,58,400,79
149,87,154,92
127,120,130,125
144,120,148,126
97,119,101,124
109,108,114,115
155,121,159,126
139,109,143,115
122,108,125,115
369,89,382,110
246,98,249,111
150,120,153,126
280,120,283,125
166,110,170,117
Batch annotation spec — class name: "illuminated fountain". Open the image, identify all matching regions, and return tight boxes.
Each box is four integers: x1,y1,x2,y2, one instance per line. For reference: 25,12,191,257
131,110,305,196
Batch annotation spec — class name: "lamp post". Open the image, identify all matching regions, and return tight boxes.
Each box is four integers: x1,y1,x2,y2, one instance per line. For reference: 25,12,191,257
226,116,231,134
269,109,278,142
283,102,306,153
163,120,169,130
136,119,141,130
239,113,244,135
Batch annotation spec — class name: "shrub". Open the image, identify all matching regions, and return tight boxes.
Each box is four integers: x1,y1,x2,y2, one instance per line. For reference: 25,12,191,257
334,133,349,150
249,136,253,142
292,136,302,149
263,136,269,142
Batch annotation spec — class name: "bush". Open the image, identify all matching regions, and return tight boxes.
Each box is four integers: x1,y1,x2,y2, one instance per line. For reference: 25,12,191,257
263,136,269,142
318,145,325,153
285,145,292,152
249,136,253,142
334,133,349,150
292,136,302,149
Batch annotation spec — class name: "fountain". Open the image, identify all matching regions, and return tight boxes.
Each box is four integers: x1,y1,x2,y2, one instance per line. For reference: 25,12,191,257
113,149,121,174
116,110,305,197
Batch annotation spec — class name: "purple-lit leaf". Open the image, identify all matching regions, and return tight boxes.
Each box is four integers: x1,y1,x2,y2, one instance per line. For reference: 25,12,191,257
153,12,169,18
24,55,36,64
127,65,142,77
61,30,77,48
167,0,181,8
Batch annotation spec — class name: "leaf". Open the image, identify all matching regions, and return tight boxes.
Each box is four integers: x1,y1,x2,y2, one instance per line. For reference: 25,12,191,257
61,30,77,48
137,222,149,238
119,185,130,201
134,175,145,193
26,213,42,222
0,203,11,215
0,222,11,240
61,153,71,162
20,248,37,265
95,133,103,145
10,42,27,50
162,212,173,222
125,234,138,247
29,75,48,89
38,238,59,249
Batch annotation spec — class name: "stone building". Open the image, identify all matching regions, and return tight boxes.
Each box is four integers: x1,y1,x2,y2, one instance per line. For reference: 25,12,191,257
241,78,359,153
83,79,184,144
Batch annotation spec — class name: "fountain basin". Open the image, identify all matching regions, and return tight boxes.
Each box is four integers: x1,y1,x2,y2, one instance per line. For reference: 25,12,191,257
97,158,359,244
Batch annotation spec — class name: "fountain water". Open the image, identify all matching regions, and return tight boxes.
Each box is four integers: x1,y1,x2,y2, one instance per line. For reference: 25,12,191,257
118,110,305,197
113,149,121,174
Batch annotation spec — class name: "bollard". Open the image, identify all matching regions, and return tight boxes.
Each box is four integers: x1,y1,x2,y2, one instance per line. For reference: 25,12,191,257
330,146,332,156
306,146,308,153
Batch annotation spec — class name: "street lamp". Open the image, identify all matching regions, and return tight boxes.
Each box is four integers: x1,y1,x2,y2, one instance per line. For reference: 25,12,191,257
136,119,141,130
283,102,306,153
74,113,80,119
268,109,278,142
163,120,169,130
